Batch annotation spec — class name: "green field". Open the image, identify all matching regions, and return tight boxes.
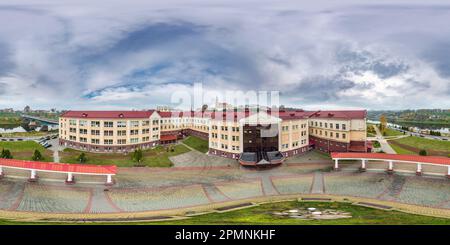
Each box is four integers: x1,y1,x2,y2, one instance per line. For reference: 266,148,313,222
390,136,450,156
1,201,449,225
60,144,191,167
383,128,404,136
390,143,416,155
0,130,57,138
0,141,53,161
182,136,209,153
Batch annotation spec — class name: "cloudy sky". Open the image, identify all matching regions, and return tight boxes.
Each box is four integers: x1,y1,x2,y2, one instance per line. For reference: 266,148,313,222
0,0,449,111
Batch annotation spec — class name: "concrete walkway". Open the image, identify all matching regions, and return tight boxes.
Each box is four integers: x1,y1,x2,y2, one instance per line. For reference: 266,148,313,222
373,125,397,154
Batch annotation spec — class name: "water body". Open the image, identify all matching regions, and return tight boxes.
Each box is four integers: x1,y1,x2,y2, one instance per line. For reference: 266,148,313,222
367,120,449,134
0,124,58,133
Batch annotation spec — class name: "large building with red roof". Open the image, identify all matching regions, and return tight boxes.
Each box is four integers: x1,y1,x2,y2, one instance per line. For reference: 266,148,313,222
59,108,369,165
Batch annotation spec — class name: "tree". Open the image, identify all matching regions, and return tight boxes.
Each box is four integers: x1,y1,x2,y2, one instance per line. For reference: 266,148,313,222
132,149,144,163
379,114,387,133
0,149,13,159
419,149,427,156
31,149,43,161
77,153,87,163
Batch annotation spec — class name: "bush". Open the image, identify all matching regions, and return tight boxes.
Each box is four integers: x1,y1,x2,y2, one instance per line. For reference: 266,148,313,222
132,149,144,163
77,153,87,163
31,149,43,161
0,148,13,159
419,149,427,156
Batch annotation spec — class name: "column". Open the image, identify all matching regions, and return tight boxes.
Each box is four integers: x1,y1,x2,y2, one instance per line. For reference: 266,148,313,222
66,172,74,184
416,163,422,176
387,160,394,173
447,166,450,178
106,174,113,185
334,159,339,170
29,169,37,182
360,159,366,172
0,166,3,178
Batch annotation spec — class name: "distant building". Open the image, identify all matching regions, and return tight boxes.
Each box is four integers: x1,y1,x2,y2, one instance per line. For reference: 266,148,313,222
24,105,31,113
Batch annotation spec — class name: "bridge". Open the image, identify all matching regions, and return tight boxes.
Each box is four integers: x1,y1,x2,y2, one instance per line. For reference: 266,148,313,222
21,114,59,125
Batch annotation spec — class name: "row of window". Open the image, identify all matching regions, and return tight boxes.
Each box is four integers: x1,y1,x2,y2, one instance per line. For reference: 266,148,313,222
210,125,240,132
66,120,158,128
66,128,157,136
73,137,154,145
310,121,347,130
281,139,308,149
312,129,347,139
209,142,240,151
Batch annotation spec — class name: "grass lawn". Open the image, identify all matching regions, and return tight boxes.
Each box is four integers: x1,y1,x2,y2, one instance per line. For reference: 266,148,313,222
0,130,57,138
390,143,416,155
1,201,449,225
390,136,450,155
382,128,404,136
182,136,209,153
60,144,191,167
0,141,53,161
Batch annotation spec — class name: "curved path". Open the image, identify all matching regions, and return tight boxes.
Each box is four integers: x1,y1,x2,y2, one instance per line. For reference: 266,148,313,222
1,159,450,222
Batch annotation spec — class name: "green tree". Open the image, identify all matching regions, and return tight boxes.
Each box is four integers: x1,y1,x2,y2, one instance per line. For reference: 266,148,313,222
419,149,427,156
0,149,13,159
77,153,87,163
379,114,387,133
31,149,43,161
132,149,144,163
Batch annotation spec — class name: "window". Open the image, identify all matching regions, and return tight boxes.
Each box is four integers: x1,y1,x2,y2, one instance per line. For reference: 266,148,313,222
221,134,228,140
104,130,113,136
130,129,139,135
336,124,340,130
104,139,113,145
130,121,139,127
80,137,87,143
69,120,77,126
320,122,322,127
117,130,126,136
330,123,333,129
232,136,239,141
69,128,76,133
330,132,333,137
142,136,149,142
104,121,114,127
117,121,127,127
80,129,87,135
142,120,150,126
69,135,76,141
130,138,139,143
342,124,346,130
91,130,100,136
91,121,100,127
336,133,339,138
91,138,100,144
342,133,346,139
117,139,126,144
79,120,87,127
142,128,150,134
152,120,159,125
325,123,327,128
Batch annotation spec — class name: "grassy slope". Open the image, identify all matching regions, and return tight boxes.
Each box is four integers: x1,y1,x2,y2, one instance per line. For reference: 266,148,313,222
383,128,404,136
0,141,53,161
1,201,449,225
182,136,209,153
60,144,190,167
391,136,450,154
390,144,416,155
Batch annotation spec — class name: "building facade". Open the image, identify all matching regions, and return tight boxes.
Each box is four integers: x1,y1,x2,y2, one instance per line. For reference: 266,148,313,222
59,109,369,158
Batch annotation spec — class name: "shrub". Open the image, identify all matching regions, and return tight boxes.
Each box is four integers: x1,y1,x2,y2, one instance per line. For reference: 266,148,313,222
31,149,43,161
419,149,427,156
77,153,87,163
132,149,144,163
0,148,13,159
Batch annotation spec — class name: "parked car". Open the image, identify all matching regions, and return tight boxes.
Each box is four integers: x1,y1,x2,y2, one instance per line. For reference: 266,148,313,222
44,144,52,148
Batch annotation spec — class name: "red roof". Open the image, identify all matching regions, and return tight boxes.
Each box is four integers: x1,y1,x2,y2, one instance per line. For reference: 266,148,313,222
308,110,366,119
160,135,177,141
331,152,450,166
61,110,155,119
0,159,117,174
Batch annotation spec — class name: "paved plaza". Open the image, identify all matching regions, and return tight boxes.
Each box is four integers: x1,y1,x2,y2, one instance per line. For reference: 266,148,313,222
0,152,450,221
